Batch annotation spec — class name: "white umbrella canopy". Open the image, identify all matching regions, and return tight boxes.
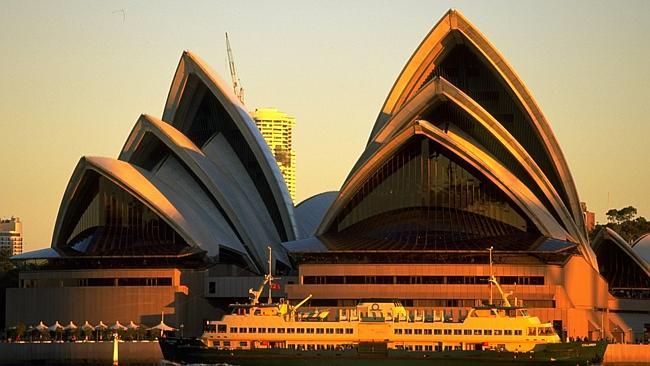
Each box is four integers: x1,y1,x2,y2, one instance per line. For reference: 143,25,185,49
35,321,48,332
126,321,139,330
94,321,108,331
148,321,176,332
109,321,127,331
48,321,64,332
81,321,94,331
63,321,78,331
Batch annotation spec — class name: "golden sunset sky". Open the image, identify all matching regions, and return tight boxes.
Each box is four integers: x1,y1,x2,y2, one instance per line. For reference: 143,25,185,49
1,0,649,251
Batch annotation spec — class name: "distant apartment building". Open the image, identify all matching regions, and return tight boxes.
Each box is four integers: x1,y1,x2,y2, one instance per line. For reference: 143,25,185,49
581,202,596,234
251,108,296,201
0,217,23,256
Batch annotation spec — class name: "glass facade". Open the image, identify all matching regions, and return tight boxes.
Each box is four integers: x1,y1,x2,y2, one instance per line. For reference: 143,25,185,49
328,136,536,249
422,44,570,212
61,174,188,256
595,238,650,298
421,102,566,230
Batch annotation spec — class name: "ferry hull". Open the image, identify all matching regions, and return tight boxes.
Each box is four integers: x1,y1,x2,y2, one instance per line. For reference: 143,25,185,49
159,338,607,366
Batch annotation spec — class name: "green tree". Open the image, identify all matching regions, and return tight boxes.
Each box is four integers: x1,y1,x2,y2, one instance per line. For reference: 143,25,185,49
606,206,638,224
591,206,650,243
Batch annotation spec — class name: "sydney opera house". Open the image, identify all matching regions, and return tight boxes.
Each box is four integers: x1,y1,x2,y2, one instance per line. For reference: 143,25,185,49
6,9,649,342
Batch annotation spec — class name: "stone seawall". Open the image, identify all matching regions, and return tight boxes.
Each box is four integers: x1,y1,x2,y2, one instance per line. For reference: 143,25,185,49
0,341,162,365
604,344,650,364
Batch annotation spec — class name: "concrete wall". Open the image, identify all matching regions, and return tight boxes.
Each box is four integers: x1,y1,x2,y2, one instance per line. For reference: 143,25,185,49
603,344,650,363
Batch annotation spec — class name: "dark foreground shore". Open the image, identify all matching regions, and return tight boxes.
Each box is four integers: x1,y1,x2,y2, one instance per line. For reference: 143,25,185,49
0,341,647,365
0,341,162,365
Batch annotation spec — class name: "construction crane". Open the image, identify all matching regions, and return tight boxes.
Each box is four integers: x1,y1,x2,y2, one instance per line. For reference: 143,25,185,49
225,32,245,105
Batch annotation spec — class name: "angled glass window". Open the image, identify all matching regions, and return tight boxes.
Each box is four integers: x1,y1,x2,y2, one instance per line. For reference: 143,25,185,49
421,101,567,230
328,136,537,249
421,43,569,210
62,174,188,256
594,237,650,295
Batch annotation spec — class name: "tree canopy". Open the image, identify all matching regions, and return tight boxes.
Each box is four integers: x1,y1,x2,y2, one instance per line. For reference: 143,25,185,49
591,206,650,243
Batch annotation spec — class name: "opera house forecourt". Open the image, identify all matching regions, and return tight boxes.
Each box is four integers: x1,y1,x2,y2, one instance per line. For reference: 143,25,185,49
6,8,649,345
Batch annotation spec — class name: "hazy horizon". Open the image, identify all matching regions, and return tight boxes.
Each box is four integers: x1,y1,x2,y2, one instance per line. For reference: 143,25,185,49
1,0,649,251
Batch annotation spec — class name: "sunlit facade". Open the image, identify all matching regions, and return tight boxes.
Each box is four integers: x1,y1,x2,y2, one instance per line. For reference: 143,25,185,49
251,108,296,202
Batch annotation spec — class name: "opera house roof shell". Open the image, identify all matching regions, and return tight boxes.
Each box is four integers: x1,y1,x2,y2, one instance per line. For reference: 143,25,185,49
21,51,298,274
290,9,596,269
17,9,602,273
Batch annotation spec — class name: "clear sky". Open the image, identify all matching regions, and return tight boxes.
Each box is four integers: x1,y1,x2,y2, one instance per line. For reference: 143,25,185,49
1,0,649,251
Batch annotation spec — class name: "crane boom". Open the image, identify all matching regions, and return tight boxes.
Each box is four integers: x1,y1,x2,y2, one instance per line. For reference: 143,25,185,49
225,32,244,104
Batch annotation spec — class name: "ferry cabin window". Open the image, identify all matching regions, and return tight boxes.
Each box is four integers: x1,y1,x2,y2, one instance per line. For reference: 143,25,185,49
345,328,353,334
394,329,402,334
434,329,442,335
464,329,472,335
203,324,216,332
288,328,295,333
239,341,247,347
258,327,266,333
326,328,334,334
539,327,554,335
504,330,513,335
415,345,423,351
268,328,275,333
249,327,256,333
217,324,227,333
297,328,305,334
424,329,432,335
316,328,324,334
405,329,413,335
307,328,315,334
208,281,216,294
444,329,452,335
415,329,423,335
425,345,433,351
223,341,230,347
277,328,285,333
336,328,344,334
484,329,492,335
473,329,482,335
239,327,247,333
514,330,522,336
453,329,462,335
494,330,502,335
230,327,237,333
528,327,536,336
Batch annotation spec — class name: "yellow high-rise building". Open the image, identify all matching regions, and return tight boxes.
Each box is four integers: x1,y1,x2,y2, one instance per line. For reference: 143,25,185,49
251,108,296,201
